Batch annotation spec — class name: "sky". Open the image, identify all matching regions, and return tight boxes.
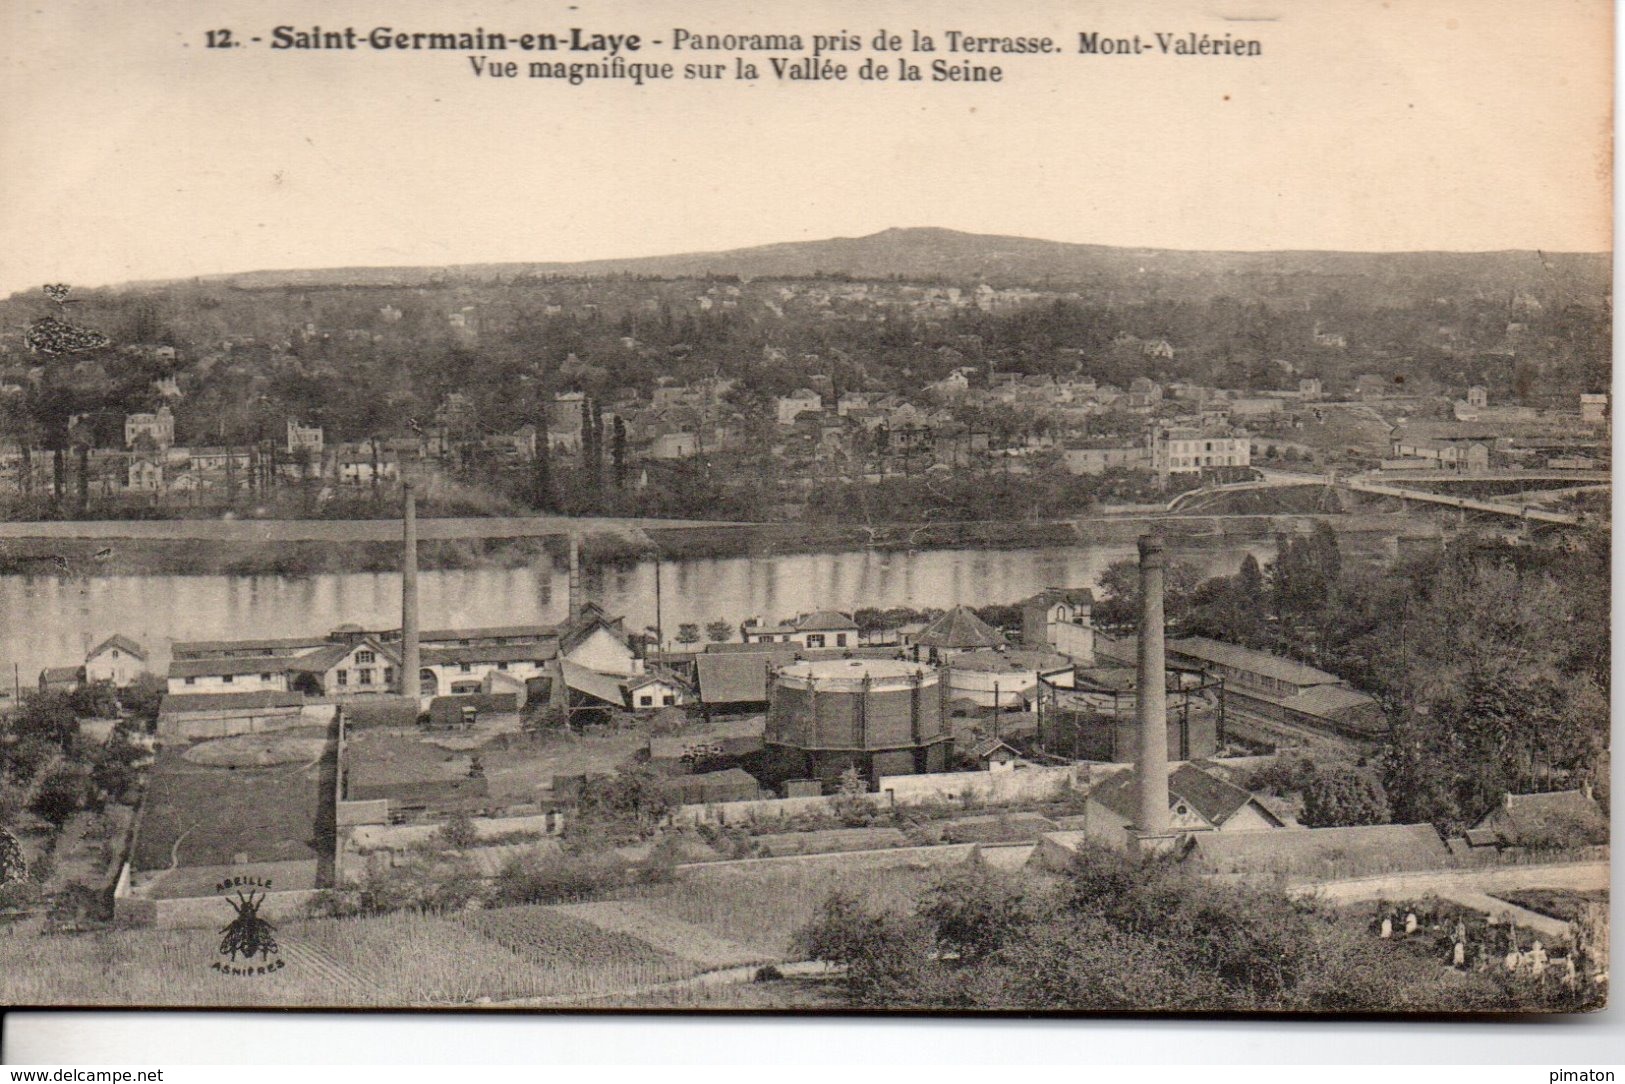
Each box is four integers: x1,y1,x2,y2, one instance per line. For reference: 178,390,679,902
0,0,1613,295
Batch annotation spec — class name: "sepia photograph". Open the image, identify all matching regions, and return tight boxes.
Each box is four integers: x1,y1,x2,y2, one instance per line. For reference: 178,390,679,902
0,0,1613,1020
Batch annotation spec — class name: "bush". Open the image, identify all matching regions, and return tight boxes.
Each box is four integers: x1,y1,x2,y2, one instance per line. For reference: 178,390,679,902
491,851,627,906
304,889,364,919
436,811,480,850
31,768,90,829
753,964,784,983
1301,766,1391,827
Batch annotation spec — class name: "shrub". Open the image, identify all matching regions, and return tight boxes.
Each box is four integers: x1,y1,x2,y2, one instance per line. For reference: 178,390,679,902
436,812,480,850
491,851,628,906
1301,766,1391,827
32,768,91,829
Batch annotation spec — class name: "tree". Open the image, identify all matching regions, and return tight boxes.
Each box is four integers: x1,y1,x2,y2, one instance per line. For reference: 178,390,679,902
69,681,119,720
1093,556,1200,634
436,811,480,850
704,620,732,643
916,866,1040,963
611,415,628,488
532,432,555,511
576,764,673,833
675,623,701,647
1237,552,1265,602
11,691,79,752
31,765,89,828
0,827,26,885
1300,766,1390,827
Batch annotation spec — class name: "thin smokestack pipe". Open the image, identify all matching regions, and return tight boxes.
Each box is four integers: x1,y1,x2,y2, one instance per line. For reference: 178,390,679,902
400,482,420,697
568,532,582,622
1135,532,1171,837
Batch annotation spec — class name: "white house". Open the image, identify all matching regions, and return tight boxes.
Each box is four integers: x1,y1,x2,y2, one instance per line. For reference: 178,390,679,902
124,406,175,450
287,637,401,698
625,671,689,710
85,635,146,686
788,611,859,650
1150,427,1251,475
287,419,324,456
776,389,823,426
1020,588,1095,665
419,642,556,698
558,605,638,676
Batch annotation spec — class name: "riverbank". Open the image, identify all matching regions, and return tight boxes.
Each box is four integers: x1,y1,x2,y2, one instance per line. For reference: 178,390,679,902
0,512,1430,577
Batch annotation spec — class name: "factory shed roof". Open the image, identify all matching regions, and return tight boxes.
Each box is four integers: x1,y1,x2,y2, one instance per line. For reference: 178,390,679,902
421,642,558,666
695,651,785,705
158,690,306,714
915,606,1007,650
169,655,301,679
559,660,627,706
1168,637,1344,689
1187,823,1450,878
1469,790,1608,848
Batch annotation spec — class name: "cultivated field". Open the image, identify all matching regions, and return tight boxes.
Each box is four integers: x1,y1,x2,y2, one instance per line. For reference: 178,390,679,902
132,735,332,871
0,853,941,1007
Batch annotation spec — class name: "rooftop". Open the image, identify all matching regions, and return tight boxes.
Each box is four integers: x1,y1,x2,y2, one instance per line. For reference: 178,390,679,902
696,651,789,705
1168,637,1346,689
159,690,307,714
793,610,859,632
1187,823,1451,878
87,634,146,661
1090,763,1261,828
777,658,932,682
914,606,1007,650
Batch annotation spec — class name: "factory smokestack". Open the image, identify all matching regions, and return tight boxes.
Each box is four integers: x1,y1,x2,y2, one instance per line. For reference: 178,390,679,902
1135,532,1171,839
567,532,582,622
399,482,420,698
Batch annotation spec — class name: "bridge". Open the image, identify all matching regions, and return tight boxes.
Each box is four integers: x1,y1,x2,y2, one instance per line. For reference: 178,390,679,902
1165,466,1602,526
1339,474,1590,525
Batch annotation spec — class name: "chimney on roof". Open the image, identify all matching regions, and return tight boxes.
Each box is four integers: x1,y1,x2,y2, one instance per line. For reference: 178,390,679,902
1135,532,1171,841
399,482,420,699
568,532,582,622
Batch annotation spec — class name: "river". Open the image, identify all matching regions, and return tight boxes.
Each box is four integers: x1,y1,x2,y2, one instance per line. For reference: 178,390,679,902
0,541,1290,689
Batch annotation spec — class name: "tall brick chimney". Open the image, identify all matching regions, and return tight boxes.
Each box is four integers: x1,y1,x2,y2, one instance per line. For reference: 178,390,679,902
567,532,582,623
1135,532,1171,838
399,482,420,698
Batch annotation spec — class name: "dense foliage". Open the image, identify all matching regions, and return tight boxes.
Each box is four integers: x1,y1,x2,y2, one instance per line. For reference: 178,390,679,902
794,845,1600,1012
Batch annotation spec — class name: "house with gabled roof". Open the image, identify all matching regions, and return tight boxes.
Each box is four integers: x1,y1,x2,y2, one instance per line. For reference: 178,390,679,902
287,637,401,699
788,611,859,650
557,602,636,676
911,606,1007,662
1464,789,1608,851
1020,588,1095,663
85,634,147,686
1082,762,1284,849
